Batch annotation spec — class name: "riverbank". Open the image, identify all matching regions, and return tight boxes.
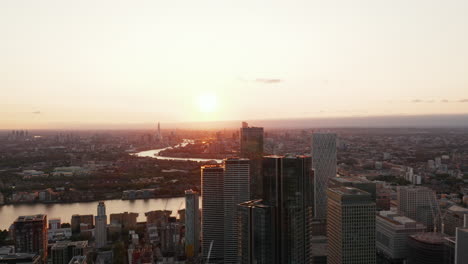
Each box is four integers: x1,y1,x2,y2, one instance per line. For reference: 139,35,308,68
0,196,190,230
1,193,185,206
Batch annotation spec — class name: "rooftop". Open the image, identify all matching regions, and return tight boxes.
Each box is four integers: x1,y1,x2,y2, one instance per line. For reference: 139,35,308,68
15,214,46,222
329,187,369,196
333,176,370,183
410,232,446,244
184,189,198,195
447,205,468,213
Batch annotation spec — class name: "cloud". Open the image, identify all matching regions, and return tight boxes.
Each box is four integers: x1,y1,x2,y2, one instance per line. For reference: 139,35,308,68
32,111,41,114
255,78,282,84
458,99,468,103
441,99,449,103
411,99,439,103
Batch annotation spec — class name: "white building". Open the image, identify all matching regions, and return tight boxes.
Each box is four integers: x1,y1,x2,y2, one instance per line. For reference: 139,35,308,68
376,211,426,261
397,186,438,231
311,133,337,219
94,202,107,248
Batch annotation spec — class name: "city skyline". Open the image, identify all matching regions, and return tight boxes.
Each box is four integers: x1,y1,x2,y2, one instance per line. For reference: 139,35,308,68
2,0,468,129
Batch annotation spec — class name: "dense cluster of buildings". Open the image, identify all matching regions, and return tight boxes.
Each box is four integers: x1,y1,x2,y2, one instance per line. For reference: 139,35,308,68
2,124,468,264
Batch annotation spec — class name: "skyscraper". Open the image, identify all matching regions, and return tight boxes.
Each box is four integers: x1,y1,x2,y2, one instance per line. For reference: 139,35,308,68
95,201,107,248
397,186,439,231
311,133,337,219
201,165,224,262
223,158,250,264
156,122,162,141
184,189,200,260
261,155,313,263
455,215,468,264
327,187,376,264
13,214,48,263
238,199,276,264
240,122,264,199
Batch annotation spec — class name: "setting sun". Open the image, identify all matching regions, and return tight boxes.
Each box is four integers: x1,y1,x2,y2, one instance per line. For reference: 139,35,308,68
198,93,218,113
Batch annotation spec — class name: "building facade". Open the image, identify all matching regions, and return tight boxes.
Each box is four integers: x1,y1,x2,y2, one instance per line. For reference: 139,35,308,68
397,186,438,231
327,187,376,264
376,211,426,262
201,165,224,262
223,158,250,264
240,122,263,199
455,215,468,264
262,155,313,264
13,214,48,263
184,189,200,259
238,199,276,264
311,133,337,219
94,202,107,249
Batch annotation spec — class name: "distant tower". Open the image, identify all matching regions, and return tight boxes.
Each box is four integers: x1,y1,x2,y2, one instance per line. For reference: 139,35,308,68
240,122,264,199
95,201,107,248
311,133,337,219
185,189,200,260
156,122,162,141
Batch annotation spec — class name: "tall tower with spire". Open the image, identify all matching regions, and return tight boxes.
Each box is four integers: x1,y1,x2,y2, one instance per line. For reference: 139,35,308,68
156,122,162,141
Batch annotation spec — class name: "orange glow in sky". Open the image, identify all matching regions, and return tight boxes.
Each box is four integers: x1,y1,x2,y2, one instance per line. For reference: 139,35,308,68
1,0,468,129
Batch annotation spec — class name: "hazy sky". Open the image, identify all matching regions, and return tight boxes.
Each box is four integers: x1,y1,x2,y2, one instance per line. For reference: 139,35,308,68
1,0,468,129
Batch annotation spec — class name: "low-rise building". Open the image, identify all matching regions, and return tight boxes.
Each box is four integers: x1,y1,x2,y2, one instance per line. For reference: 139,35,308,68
376,211,426,262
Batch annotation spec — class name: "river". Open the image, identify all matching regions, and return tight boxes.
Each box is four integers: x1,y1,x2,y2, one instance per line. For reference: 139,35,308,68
0,140,217,230
133,139,223,163
0,197,188,230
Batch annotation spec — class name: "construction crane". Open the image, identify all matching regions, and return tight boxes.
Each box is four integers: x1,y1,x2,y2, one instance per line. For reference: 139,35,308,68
427,190,445,232
206,240,214,264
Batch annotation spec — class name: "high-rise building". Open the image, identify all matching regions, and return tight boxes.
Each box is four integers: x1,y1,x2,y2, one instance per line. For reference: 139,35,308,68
455,215,468,264
223,158,250,264
240,122,263,158
261,155,313,263
156,122,162,141
311,133,337,219
327,187,376,264
94,202,107,249
376,211,426,262
397,186,439,231
238,199,276,264
184,189,200,260
201,165,224,262
13,214,48,263
240,122,264,199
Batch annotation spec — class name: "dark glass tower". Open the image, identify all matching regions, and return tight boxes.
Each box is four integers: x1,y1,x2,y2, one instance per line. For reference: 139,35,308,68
238,199,276,264
240,122,264,199
259,155,313,264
